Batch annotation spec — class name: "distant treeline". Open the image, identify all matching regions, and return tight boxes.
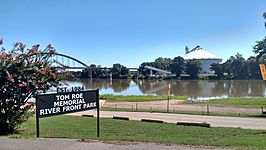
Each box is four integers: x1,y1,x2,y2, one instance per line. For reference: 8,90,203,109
137,53,263,80
74,52,263,80
74,63,130,79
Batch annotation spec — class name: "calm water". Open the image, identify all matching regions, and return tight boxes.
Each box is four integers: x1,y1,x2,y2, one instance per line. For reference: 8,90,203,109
66,79,266,98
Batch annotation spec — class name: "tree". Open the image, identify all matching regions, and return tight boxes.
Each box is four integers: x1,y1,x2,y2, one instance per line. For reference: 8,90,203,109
138,62,152,77
210,63,224,78
229,53,247,79
185,59,202,79
247,56,261,79
169,56,185,77
253,12,266,61
223,56,234,78
89,64,97,78
111,63,129,79
154,57,172,70
0,42,69,134
98,67,110,79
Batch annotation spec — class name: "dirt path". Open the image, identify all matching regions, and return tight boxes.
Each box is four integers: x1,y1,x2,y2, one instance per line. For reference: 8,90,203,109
102,100,261,115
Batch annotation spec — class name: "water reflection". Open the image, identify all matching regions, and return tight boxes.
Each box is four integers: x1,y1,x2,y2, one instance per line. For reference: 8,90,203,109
68,78,131,94
66,79,266,97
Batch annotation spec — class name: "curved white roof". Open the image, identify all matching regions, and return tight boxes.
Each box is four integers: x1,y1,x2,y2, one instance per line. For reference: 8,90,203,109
184,47,221,60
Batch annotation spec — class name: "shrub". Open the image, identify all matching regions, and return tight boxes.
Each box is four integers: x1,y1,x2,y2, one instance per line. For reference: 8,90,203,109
0,41,69,134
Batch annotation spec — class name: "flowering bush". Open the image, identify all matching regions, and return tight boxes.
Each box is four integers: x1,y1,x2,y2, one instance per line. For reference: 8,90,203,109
0,41,70,134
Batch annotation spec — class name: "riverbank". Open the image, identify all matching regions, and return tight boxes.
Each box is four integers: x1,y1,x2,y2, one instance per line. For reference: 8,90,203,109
14,115,266,149
100,94,187,102
100,96,266,117
101,95,266,108
184,97,266,108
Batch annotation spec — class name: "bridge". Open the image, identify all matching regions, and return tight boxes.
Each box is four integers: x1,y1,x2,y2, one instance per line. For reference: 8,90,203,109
37,52,138,77
37,53,173,78
144,66,172,77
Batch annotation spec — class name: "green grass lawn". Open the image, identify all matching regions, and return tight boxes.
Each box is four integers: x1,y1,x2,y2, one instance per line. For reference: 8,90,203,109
100,94,187,102
184,97,266,108
15,115,266,149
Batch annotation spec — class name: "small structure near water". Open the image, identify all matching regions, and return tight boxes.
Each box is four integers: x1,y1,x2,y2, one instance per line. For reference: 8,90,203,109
184,46,222,74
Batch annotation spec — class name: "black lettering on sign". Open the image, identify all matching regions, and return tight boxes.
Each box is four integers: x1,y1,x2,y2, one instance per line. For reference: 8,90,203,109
57,86,85,93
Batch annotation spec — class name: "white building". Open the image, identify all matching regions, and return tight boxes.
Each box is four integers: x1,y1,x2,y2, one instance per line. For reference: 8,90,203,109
184,46,222,74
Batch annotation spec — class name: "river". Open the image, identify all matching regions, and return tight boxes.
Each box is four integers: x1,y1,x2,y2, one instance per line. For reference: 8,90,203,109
65,79,266,98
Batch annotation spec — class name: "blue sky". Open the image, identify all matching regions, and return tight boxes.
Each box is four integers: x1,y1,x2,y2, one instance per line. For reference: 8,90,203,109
1,0,266,67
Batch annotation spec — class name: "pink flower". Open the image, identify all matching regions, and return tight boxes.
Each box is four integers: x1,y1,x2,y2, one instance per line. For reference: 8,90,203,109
6,54,12,58
49,50,55,54
18,82,27,87
39,69,45,75
50,73,56,79
7,74,15,83
0,39,3,45
0,53,6,58
32,73,36,77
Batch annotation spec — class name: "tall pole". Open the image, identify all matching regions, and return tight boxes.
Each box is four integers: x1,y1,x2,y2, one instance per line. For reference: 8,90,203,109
96,89,100,137
36,96,40,138
167,84,170,112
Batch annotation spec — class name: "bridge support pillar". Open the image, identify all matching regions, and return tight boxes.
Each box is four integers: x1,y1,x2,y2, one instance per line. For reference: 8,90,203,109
150,69,153,76
88,69,92,78
85,67,92,78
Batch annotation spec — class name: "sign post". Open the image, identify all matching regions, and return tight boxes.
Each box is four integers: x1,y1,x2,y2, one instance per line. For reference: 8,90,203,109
35,89,100,138
36,96,40,138
167,84,171,112
96,89,100,137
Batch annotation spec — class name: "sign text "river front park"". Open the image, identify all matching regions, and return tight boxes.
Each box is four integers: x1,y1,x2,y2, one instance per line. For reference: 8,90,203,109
36,90,98,117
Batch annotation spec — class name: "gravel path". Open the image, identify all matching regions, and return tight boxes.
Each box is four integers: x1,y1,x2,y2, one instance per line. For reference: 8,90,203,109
103,100,261,115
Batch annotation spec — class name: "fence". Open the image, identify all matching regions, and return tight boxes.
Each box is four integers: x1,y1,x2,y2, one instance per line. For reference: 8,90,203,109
101,101,265,117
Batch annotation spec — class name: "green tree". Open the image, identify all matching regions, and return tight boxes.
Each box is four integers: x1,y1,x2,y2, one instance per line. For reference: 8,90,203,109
98,67,110,78
138,62,153,77
169,56,185,77
246,56,261,79
0,42,69,134
111,63,129,79
89,64,97,78
253,12,266,61
185,59,202,79
223,56,234,78
229,53,247,79
210,63,224,78
154,57,172,70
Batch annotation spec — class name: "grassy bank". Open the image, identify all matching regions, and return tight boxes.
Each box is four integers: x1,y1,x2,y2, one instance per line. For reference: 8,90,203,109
16,115,266,149
100,94,187,102
100,95,266,108
184,97,266,108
